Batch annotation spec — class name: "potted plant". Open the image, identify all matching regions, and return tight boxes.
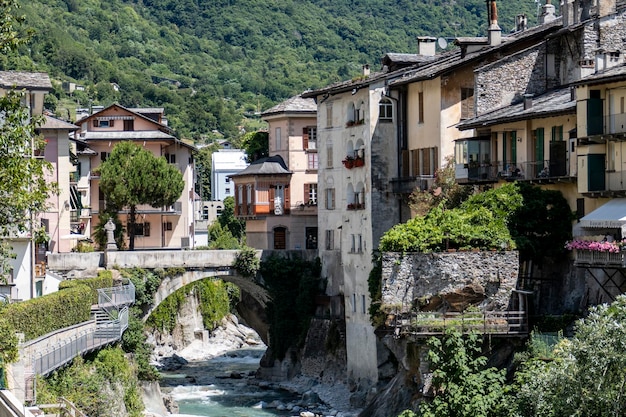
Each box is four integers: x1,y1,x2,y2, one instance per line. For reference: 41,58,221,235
347,203,355,210
354,156,364,167
342,155,355,169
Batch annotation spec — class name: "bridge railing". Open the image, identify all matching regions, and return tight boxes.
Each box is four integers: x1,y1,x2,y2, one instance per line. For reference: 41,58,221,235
32,306,129,377
97,279,135,308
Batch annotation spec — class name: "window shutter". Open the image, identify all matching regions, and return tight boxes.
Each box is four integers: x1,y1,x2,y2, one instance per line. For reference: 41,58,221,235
269,187,275,213
109,119,115,127
433,147,439,172
331,188,335,209
304,184,310,204
402,150,410,177
93,119,98,127
284,186,290,214
144,223,150,237
302,128,309,150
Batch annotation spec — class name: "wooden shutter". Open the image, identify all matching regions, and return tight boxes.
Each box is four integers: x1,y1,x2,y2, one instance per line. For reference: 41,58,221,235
93,119,98,127
411,150,419,176
269,187,275,214
422,149,430,176
304,184,310,204
109,119,115,127
433,147,439,172
302,128,309,150
284,185,290,214
402,150,410,177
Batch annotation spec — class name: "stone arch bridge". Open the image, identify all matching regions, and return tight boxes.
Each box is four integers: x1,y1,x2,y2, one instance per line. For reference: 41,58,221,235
48,249,271,343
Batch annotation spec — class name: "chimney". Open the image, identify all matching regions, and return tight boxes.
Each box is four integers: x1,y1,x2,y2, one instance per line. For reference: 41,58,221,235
417,36,437,56
539,0,557,24
523,94,533,110
488,0,502,47
362,64,370,76
515,14,528,32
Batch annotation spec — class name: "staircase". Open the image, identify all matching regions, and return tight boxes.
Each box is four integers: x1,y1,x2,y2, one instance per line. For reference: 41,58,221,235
22,280,135,404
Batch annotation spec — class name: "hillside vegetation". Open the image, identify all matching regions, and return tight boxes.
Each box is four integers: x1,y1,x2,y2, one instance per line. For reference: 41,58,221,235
6,0,539,140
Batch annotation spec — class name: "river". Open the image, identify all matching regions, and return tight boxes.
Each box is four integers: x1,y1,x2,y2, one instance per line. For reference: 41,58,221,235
159,346,302,417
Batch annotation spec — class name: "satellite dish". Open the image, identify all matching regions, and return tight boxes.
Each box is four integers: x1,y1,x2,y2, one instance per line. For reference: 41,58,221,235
437,37,448,50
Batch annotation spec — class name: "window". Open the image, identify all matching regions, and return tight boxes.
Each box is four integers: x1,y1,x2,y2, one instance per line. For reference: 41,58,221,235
93,119,114,128
326,143,333,168
123,119,134,131
225,188,231,194
608,141,616,171
307,153,319,170
100,152,109,161
418,92,424,124
325,229,334,250
461,88,475,119
164,153,176,164
304,183,317,205
352,293,357,313
163,222,173,231
551,125,563,142
326,104,333,128
274,227,286,249
305,227,318,249
325,188,335,210
225,177,230,183
202,206,209,220
303,127,317,150
379,98,393,121
275,127,282,150
129,222,150,237
362,294,366,314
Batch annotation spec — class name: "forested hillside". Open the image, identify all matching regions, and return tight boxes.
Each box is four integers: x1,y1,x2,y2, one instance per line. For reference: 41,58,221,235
4,0,540,141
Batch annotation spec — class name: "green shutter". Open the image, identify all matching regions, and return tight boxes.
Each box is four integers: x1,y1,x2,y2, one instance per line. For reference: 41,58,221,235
511,132,517,164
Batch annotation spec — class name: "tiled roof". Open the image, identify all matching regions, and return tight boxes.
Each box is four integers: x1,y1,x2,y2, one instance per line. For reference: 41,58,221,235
457,87,575,130
0,71,52,90
39,115,80,131
261,95,316,117
572,64,626,86
389,19,562,86
229,155,291,177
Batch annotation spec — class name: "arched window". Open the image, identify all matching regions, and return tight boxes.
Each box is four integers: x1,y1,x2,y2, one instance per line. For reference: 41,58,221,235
379,98,393,121
273,227,287,249
202,205,209,220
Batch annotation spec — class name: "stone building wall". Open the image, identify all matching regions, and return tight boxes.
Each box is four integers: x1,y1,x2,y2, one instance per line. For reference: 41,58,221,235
381,251,520,314
475,44,547,115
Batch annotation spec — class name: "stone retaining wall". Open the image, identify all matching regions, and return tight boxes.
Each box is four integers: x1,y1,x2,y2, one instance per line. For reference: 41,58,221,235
381,251,519,313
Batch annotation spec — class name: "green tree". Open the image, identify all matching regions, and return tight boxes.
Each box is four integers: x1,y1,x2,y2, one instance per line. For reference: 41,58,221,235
0,0,54,283
218,196,245,242
411,330,507,417
240,130,268,162
513,295,626,417
97,141,184,250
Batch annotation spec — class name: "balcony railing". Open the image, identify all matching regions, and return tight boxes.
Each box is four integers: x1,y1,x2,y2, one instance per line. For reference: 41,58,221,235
574,249,626,266
389,310,528,337
390,176,434,194
588,112,626,136
460,160,571,183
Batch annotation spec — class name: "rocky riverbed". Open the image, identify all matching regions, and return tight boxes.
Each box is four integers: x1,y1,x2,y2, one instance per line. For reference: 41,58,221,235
144,314,360,417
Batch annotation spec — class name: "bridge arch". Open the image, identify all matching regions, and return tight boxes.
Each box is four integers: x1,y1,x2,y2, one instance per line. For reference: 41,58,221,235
146,270,270,344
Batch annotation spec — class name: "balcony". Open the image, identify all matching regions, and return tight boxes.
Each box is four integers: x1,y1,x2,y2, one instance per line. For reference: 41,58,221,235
292,201,317,216
342,156,365,169
457,159,572,184
390,176,434,194
574,249,626,267
587,112,626,137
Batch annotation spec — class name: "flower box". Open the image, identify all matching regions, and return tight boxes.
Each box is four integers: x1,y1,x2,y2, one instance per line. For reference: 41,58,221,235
342,158,355,169
353,157,364,167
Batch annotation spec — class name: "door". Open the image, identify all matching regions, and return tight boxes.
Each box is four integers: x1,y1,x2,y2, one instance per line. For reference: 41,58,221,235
549,141,567,177
534,128,545,177
587,91,603,135
587,154,606,192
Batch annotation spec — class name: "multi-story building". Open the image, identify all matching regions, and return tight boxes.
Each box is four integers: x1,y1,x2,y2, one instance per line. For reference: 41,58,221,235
76,104,196,250
0,71,82,301
230,95,319,250
211,149,248,201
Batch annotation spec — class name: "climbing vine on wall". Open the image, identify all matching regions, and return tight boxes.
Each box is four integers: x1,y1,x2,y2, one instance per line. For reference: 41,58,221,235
260,254,322,361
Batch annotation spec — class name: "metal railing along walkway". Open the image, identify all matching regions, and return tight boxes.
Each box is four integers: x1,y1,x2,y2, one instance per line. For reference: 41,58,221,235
390,310,528,338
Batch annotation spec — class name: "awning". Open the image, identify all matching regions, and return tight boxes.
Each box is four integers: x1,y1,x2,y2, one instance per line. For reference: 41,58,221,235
580,199,626,228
